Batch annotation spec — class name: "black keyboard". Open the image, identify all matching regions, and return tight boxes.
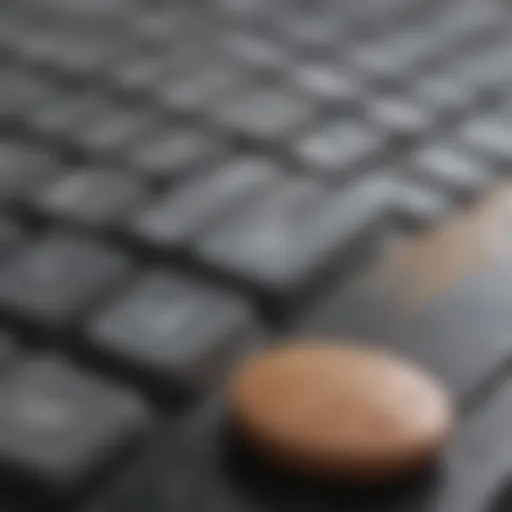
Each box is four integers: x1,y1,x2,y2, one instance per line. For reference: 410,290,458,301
0,0,512,510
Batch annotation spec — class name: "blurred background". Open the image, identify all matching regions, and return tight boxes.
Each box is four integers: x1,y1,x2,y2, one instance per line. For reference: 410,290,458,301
0,0,511,511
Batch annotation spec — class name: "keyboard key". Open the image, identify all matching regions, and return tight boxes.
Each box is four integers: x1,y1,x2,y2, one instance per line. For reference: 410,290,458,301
0,233,133,331
221,32,288,73
459,114,512,168
366,174,452,228
155,38,212,77
33,169,146,230
130,157,282,250
282,14,341,55
132,9,182,44
73,103,155,157
88,271,257,397
294,120,385,179
0,142,59,203
452,41,512,92
289,8,343,42
13,26,52,62
349,41,410,89
129,128,222,182
414,74,475,117
211,87,315,142
435,0,504,44
368,96,434,146
290,63,360,108
0,356,151,501
0,69,51,120
410,143,491,197
196,177,398,310
42,32,121,78
109,49,175,97
392,179,452,228
158,62,243,114
28,92,105,140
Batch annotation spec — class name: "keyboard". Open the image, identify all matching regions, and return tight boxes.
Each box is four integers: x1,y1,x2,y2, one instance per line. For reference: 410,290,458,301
0,0,512,510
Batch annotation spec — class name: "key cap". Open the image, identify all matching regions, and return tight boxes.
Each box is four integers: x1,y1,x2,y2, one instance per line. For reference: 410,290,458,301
216,0,270,18
435,0,504,45
290,63,360,109
294,120,386,179
132,9,181,44
155,39,211,78
452,41,512,93
221,32,288,73
32,168,146,230
130,157,282,251
211,87,315,143
410,143,491,198
88,271,257,397
386,175,453,228
158,62,243,114
129,128,222,183
413,73,476,119
349,41,409,90
282,14,340,55
0,142,59,203
82,381,512,512
0,356,151,502
109,49,174,97
0,233,133,332
0,69,51,120
459,114,512,168
28,92,105,141
15,28,58,65
37,32,122,78
196,177,398,312
368,95,434,147
295,184,512,397
72,103,155,158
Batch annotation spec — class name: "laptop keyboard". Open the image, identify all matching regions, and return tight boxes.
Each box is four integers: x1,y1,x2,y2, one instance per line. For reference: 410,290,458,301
0,0,512,510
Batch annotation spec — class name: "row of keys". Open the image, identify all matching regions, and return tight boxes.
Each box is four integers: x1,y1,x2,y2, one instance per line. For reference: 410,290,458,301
3,67,505,189
1,0,509,111
0,173,449,328
0,135,492,303
0,231,259,398
0,136,487,232
0,132,497,267
1,58,512,190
